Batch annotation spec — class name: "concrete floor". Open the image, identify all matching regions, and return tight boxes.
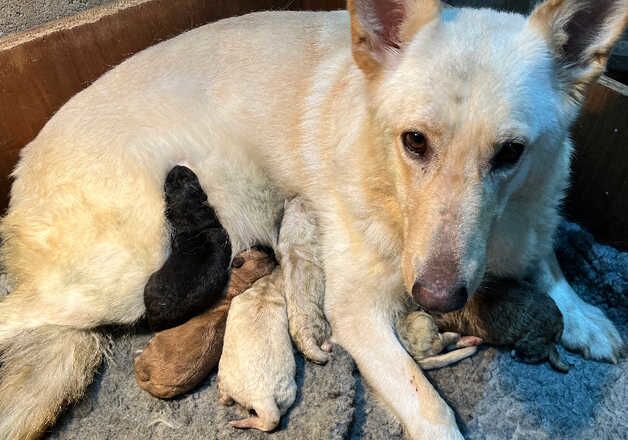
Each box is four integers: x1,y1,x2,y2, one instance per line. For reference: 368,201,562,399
0,0,114,35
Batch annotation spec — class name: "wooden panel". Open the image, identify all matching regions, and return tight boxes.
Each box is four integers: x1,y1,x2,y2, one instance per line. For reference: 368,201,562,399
299,0,345,9
565,76,628,250
0,0,339,212
445,0,533,13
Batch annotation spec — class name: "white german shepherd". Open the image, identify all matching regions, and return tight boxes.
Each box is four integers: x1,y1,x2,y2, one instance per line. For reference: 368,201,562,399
0,0,626,438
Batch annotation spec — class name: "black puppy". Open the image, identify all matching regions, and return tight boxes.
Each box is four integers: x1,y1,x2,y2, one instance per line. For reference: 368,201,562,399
144,165,231,331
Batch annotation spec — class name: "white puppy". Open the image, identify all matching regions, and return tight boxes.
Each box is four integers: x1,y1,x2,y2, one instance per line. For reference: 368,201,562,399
217,197,323,431
217,268,295,431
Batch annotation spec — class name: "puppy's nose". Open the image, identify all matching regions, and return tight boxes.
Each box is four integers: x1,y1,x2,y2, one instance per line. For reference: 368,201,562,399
411,280,468,313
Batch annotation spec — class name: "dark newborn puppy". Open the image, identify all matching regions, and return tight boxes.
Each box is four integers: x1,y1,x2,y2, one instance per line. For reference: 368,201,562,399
434,277,570,373
144,165,231,331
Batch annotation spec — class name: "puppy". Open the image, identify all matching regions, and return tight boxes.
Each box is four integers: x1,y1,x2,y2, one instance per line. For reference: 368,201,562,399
435,277,571,372
397,310,482,370
217,197,323,431
134,248,276,399
217,268,295,431
278,197,331,364
144,165,231,331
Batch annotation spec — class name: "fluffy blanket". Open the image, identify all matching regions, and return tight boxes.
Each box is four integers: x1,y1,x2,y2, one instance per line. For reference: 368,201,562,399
38,221,627,439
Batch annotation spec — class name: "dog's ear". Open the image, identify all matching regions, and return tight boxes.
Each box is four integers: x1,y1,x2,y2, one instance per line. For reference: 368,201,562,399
529,0,627,101
348,0,442,77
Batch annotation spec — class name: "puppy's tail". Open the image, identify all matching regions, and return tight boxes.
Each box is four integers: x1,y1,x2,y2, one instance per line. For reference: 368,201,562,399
0,315,104,439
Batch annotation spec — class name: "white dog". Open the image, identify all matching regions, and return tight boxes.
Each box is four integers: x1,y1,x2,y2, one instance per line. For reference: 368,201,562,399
0,1,626,438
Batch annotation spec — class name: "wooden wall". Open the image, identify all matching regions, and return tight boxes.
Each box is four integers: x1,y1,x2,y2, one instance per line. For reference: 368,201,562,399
565,77,628,249
0,0,626,249
0,0,345,211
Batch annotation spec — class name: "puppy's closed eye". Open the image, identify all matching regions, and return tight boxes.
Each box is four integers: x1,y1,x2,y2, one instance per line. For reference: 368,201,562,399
232,257,245,268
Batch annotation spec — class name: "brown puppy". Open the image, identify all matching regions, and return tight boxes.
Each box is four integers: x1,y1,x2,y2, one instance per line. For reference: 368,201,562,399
134,248,276,398
434,277,570,372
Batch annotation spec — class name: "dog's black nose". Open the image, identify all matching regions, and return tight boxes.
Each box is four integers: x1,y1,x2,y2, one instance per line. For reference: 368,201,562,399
411,281,468,313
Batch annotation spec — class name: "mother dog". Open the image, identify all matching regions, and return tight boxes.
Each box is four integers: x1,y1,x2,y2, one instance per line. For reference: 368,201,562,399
0,0,625,438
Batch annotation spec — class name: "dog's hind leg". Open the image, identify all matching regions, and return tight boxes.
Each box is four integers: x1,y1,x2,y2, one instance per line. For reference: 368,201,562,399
0,181,167,439
0,261,154,440
542,253,624,362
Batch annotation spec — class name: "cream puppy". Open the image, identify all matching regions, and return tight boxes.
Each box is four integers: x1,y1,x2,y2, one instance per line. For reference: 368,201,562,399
397,310,482,370
217,268,295,431
217,197,327,431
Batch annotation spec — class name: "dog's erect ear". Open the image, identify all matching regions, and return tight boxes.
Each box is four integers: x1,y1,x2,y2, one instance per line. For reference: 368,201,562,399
348,0,442,77
529,0,628,101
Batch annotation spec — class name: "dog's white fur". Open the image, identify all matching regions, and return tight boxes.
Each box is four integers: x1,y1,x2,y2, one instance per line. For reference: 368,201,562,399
0,0,626,438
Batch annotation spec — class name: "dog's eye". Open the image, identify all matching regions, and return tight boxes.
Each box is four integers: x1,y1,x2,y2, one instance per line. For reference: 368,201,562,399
491,141,525,171
402,131,428,158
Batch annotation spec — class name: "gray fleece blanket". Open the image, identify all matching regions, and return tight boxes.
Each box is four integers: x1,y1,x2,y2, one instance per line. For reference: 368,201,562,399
42,221,626,439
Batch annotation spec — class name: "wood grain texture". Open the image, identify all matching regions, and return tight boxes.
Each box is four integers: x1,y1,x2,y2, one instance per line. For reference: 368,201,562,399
565,76,628,249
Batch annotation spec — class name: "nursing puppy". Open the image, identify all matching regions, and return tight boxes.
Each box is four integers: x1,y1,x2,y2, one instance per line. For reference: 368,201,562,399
397,310,482,370
217,269,294,431
1,1,626,438
143,165,231,331
435,277,571,372
134,247,276,398
217,198,319,431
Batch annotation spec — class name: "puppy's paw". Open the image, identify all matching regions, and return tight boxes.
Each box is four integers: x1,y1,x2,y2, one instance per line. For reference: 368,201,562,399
289,312,332,364
230,398,281,432
218,390,234,406
407,405,463,440
217,379,234,406
561,299,624,363
230,415,278,432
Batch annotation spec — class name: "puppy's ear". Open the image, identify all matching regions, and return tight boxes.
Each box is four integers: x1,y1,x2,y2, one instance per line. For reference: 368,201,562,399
528,0,627,102
348,0,442,77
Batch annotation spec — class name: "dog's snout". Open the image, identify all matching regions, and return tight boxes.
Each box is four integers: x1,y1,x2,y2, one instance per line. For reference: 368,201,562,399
411,280,468,313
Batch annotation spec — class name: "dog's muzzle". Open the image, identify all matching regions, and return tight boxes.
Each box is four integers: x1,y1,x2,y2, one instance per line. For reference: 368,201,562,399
411,280,468,313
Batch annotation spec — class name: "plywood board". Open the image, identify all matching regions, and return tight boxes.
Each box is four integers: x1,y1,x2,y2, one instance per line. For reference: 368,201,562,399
565,76,628,249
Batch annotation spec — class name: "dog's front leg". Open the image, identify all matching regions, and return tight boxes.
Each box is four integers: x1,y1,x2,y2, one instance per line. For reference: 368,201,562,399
325,271,462,439
541,253,624,362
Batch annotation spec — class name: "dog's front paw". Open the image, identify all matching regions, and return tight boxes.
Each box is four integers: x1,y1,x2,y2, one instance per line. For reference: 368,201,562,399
406,407,463,440
289,312,332,364
561,299,624,362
